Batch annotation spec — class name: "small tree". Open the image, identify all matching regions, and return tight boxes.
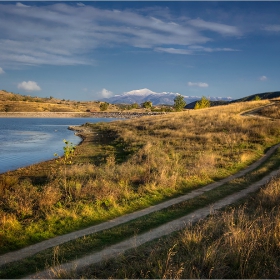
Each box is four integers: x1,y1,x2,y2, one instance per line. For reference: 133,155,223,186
173,94,186,111
194,96,211,109
142,100,153,109
253,95,261,101
100,102,109,111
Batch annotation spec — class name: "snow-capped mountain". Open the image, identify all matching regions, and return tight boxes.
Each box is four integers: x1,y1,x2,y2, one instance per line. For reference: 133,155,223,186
99,88,233,105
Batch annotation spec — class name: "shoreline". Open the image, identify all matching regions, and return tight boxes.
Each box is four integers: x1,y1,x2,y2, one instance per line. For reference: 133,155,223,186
0,111,167,119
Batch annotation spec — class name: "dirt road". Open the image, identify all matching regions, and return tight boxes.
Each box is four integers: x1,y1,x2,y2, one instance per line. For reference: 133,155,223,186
26,166,280,279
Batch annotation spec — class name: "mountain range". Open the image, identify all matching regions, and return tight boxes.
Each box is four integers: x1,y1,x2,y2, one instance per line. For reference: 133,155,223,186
99,88,233,105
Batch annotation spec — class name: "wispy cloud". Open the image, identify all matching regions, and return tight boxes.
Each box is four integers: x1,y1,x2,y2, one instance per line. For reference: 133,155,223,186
0,2,242,67
259,75,267,81
262,25,280,32
16,2,30,8
189,45,239,52
188,82,209,88
188,19,241,36
0,67,4,74
155,47,193,55
17,81,41,91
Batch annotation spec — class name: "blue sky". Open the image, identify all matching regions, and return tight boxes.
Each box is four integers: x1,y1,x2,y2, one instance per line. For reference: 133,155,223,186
0,1,280,101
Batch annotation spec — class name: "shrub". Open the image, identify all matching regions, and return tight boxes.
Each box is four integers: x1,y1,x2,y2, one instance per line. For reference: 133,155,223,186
99,102,109,111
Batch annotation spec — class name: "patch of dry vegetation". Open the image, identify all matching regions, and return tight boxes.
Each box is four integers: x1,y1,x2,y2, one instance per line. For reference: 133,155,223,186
0,90,114,112
0,100,279,254
80,173,280,279
257,100,280,119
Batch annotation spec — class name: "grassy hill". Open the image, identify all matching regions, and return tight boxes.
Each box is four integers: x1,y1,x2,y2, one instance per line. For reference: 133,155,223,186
0,90,116,112
1,89,280,112
185,91,280,109
1,99,280,278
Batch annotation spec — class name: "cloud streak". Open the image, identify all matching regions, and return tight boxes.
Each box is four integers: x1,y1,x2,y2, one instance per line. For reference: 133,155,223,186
188,19,241,36
0,2,242,67
188,82,209,88
262,25,280,32
0,67,4,74
259,76,267,81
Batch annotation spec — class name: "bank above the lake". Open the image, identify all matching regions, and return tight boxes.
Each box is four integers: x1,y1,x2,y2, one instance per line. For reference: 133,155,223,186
0,111,167,119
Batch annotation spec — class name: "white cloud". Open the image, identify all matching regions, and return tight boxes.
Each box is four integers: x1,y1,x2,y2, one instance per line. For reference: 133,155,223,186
188,19,241,36
16,2,30,8
189,45,239,52
0,2,242,67
17,81,41,91
100,88,113,98
0,67,4,74
155,47,192,55
188,82,209,88
262,25,280,32
259,76,267,81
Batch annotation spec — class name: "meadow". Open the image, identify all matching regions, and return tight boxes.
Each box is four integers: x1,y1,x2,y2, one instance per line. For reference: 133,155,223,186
0,99,280,277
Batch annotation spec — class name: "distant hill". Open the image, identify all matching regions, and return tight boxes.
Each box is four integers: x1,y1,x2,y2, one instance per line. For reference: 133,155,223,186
231,91,280,103
1,89,280,112
99,88,233,106
0,90,104,112
186,91,280,109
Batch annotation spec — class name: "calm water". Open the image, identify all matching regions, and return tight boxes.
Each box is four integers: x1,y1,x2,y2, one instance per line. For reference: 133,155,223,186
0,118,117,174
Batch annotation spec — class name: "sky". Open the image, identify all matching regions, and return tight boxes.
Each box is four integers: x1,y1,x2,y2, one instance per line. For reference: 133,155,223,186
0,1,280,101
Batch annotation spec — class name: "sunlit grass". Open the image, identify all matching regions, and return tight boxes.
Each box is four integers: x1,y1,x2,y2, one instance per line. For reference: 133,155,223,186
1,146,280,279
0,100,280,256
75,172,280,279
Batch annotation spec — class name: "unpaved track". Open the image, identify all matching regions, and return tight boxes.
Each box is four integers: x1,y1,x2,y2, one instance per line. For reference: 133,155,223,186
27,167,280,279
1,141,279,268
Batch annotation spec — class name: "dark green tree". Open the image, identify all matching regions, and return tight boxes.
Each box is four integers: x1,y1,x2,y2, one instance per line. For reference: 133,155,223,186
142,100,153,109
173,95,186,111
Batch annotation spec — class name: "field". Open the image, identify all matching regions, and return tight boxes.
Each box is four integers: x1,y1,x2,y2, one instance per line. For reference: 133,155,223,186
0,98,280,278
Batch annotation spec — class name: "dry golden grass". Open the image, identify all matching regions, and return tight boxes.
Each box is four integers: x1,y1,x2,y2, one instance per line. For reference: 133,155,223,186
257,101,280,119
0,90,116,112
79,173,280,279
0,99,280,254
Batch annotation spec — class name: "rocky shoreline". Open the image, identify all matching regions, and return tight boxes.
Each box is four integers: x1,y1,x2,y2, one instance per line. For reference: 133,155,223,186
0,111,167,119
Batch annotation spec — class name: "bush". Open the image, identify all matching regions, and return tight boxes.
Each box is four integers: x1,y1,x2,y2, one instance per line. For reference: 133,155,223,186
100,102,109,111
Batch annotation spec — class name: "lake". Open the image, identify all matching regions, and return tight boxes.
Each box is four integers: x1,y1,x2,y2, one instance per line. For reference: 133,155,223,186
0,118,118,174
